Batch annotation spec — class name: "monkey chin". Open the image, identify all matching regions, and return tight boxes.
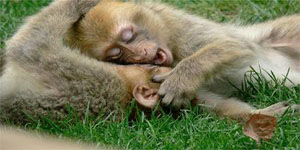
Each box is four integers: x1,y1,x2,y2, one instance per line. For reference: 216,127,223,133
153,47,173,66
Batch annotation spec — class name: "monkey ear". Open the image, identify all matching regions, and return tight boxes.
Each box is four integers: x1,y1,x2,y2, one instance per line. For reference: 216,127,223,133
133,85,160,109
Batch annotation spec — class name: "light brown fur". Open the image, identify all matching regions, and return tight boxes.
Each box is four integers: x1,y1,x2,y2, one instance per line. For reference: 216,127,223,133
67,1,300,121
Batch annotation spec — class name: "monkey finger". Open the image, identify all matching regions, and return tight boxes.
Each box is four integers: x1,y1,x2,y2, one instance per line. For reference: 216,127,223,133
161,93,175,106
152,72,171,83
157,87,166,96
157,81,173,96
182,98,192,109
172,95,191,110
171,97,184,110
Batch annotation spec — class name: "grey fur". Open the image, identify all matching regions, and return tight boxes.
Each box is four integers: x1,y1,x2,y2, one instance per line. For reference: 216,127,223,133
0,0,129,124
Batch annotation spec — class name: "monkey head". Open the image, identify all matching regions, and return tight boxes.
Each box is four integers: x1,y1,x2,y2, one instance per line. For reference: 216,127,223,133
67,0,173,66
118,65,171,110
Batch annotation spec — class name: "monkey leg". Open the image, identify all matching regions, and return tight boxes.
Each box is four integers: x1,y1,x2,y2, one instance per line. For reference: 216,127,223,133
195,90,300,122
268,15,300,41
252,102,300,117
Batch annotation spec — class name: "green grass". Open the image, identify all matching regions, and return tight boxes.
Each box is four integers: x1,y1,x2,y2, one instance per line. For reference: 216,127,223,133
1,0,300,149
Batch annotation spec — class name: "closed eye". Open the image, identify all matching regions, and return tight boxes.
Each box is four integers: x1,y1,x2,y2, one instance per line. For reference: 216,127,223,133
120,27,138,44
107,47,122,60
126,33,137,44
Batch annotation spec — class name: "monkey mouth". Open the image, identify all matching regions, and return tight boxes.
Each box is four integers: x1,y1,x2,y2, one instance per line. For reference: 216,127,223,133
153,49,171,65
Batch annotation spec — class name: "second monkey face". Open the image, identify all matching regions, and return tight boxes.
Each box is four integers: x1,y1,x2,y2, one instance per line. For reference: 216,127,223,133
67,1,173,66
120,65,171,110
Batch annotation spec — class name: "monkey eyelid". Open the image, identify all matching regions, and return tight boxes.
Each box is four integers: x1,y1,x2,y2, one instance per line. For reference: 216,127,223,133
104,46,123,61
109,51,123,60
126,32,138,44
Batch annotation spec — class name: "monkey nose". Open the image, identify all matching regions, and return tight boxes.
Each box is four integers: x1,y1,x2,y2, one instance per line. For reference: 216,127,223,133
143,48,148,56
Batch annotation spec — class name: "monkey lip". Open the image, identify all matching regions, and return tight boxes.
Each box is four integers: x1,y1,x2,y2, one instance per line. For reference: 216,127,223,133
153,49,169,65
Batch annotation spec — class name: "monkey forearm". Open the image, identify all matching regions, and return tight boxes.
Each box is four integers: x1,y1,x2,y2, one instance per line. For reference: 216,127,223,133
156,39,256,108
182,39,255,87
6,1,77,51
6,0,99,60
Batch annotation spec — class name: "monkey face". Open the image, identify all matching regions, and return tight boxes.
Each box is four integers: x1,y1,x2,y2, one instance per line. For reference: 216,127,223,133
118,65,171,110
102,25,173,66
68,1,173,66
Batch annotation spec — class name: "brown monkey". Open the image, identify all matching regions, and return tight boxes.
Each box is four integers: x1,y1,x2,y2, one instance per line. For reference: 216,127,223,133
67,0,300,115
0,0,170,124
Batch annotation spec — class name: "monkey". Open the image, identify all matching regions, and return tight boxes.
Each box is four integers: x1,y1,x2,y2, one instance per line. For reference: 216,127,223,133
0,0,171,124
65,0,300,120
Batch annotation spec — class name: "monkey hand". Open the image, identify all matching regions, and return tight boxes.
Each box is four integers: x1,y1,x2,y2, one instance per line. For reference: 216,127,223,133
153,60,201,109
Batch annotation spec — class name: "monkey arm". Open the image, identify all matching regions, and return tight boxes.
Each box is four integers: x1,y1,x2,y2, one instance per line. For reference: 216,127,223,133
0,0,132,123
178,39,255,84
5,0,99,62
154,39,256,109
